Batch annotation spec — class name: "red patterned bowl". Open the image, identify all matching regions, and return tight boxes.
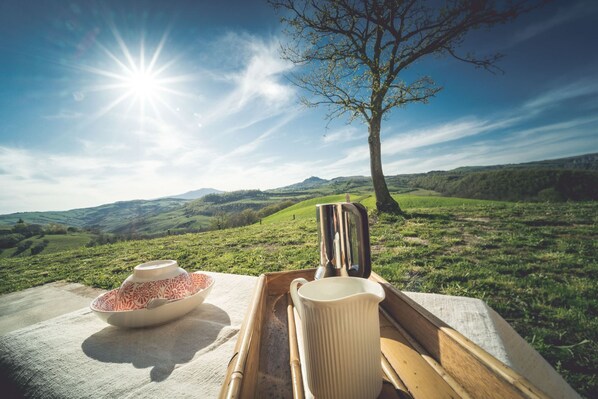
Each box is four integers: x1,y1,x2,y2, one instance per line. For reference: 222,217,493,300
91,271,215,328
115,260,194,311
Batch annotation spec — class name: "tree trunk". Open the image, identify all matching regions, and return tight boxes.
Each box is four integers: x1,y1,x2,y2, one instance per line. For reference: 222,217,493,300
368,115,402,214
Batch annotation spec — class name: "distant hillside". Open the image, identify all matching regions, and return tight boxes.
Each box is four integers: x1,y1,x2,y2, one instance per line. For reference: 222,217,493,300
402,152,598,202
2,152,596,239
410,169,598,202
272,174,409,194
164,188,223,200
451,153,598,172
0,198,189,232
278,176,329,190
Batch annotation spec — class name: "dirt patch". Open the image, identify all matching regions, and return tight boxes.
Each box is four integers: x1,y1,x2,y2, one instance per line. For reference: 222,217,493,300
460,217,491,223
402,237,429,246
462,233,482,245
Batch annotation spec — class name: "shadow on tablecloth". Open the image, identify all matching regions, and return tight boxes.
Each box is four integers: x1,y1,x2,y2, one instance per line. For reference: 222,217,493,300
81,303,230,381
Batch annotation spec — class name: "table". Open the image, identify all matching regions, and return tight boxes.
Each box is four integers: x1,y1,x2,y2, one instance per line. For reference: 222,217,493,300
0,272,579,398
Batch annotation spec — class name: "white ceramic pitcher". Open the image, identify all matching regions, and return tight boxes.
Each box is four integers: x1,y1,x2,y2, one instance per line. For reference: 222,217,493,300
290,276,385,399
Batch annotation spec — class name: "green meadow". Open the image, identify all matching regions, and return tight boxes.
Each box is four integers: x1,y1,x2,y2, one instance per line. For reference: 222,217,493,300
0,232,97,259
0,195,596,397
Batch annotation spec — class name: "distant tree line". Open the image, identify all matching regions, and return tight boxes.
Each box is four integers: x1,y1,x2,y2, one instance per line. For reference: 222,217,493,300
0,219,80,250
209,200,296,230
409,169,598,202
0,219,72,256
86,199,298,245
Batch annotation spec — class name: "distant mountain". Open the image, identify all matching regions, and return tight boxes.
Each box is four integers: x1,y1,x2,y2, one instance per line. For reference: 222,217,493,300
275,176,329,191
165,188,223,200
272,174,400,194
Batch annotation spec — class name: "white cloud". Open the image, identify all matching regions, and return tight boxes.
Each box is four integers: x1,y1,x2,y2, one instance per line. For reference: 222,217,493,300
508,1,597,47
524,78,598,110
322,126,363,144
323,116,521,173
383,118,489,154
510,4,585,45
201,33,296,127
383,115,598,174
42,110,83,120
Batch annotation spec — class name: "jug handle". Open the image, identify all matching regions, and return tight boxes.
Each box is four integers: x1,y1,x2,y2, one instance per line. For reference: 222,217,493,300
290,278,308,319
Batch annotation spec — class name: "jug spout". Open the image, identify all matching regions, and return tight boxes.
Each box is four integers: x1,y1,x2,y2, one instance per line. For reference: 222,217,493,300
315,202,371,279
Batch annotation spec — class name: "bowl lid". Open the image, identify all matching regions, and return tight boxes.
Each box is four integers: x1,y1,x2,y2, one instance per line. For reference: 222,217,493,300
132,260,180,281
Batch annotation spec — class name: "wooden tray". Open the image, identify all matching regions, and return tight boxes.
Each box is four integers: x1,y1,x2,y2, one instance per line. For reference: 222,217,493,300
219,269,549,399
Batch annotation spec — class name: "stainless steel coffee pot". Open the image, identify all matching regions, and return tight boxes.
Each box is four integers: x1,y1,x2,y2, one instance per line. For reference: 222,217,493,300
315,202,371,279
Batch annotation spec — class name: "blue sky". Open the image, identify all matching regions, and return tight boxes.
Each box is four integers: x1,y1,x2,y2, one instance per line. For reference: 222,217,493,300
0,0,597,213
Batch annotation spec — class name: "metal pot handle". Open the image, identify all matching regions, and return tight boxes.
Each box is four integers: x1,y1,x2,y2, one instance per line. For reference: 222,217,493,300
341,203,371,278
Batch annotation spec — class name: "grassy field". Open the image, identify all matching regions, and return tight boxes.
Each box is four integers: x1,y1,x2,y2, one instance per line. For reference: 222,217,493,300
0,232,96,258
0,196,595,397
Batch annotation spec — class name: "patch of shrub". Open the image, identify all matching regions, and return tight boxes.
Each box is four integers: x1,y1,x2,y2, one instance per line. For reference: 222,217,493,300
86,234,120,247
45,224,68,235
13,240,33,256
257,200,296,218
0,234,25,249
13,222,44,238
30,239,49,255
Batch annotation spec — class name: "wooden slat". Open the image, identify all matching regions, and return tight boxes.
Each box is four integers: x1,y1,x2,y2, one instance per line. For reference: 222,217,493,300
264,268,315,296
371,273,550,399
380,307,472,399
219,274,266,399
381,353,413,399
287,293,305,399
380,311,461,399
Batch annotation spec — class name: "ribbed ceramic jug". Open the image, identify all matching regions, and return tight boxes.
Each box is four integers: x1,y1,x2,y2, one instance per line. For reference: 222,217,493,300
290,276,385,399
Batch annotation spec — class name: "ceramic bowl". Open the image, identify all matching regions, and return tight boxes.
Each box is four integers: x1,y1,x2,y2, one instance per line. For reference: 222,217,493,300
90,272,214,328
115,260,194,311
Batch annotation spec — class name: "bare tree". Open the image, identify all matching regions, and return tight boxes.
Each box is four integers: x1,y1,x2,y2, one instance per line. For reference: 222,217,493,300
270,0,541,213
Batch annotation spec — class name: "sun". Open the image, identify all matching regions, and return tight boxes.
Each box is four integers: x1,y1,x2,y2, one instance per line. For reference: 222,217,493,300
126,70,159,99
80,29,193,123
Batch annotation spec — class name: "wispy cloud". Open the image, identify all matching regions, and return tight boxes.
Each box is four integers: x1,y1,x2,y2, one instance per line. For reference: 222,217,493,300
42,110,83,120
200,33,296,127
224,111,299,159
322,126,363,144
383,114,598,174
323,115,521,173
383,118,495,154
508,1,597,47
524,78,598,110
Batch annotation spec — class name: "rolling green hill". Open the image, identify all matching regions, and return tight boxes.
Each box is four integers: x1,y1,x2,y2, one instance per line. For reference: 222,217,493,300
409,169,598,202
451,152,598,172
0,198,189,232
263,193,512,224
0,232,96,259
